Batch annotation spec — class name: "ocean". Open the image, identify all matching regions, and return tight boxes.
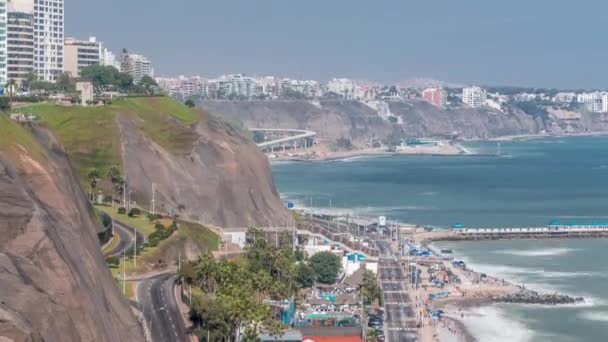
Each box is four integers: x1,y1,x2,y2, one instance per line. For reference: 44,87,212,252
272,136,608,341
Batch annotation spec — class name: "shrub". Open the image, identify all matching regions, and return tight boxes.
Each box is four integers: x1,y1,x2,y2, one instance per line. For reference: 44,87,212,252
117,207,126,215
128,208,141,217
147,213,163,222
155,223,165,231
101,213,111,228
106,255,120,267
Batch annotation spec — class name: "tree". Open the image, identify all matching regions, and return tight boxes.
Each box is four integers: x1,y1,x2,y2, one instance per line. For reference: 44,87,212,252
24,71,38,90
309,251,342,284
185,99,196,108
5,79,17,108
139,75,158,95
87,168,101,202
29,81,57,95
106,166,121,207
296,262,316,288
361,270,382,305
57,72,76,93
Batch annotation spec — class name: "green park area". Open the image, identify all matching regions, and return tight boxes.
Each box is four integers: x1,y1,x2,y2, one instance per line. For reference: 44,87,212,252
98,204,219,277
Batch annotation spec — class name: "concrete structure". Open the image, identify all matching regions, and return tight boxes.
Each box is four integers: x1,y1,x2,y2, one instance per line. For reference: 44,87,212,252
64,36,102,77
101,47,119,69
422,87,447,108
250,128,317,153
462,86,487,108
25,0,64,81
328,78,356,99
120,52,153,84
76,81,93,106
6,9,33,86
577,92,608,113
0,1,9,89
553,92,576,103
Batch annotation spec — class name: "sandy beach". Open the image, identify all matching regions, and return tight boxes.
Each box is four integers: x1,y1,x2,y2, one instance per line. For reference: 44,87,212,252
267,141,469,162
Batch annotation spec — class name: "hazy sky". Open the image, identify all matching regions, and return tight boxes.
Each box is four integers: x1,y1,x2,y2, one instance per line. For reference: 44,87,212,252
67,0,608,88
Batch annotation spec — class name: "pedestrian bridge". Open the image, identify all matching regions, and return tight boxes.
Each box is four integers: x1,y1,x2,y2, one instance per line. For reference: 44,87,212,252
249,128,317,152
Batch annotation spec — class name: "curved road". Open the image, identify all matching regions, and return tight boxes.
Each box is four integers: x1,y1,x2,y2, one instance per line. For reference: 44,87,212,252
249,128,316,148
137,274,189,342
105,221,146,258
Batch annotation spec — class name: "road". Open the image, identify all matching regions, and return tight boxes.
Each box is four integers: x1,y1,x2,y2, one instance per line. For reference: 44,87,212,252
375,239,419,342
250,128,316,148
105,220,146,258
137,273,189,342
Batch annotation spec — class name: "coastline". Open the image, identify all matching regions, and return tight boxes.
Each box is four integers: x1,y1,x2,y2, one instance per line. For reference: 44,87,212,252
487,130,608,142
268,131,608,163
268,143,472,163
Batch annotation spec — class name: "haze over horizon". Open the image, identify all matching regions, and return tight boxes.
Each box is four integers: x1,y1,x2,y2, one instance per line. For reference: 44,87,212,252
68,0,608,89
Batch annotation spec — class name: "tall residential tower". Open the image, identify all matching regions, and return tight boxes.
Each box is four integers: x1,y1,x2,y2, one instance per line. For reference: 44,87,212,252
33,0,63,81
0,1,8,89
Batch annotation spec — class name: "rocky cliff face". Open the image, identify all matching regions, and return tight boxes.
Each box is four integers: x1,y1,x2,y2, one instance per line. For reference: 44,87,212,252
198,100,392,144
116,104,292,228
198,99,545,143
388,101,542,139
0,123,143,341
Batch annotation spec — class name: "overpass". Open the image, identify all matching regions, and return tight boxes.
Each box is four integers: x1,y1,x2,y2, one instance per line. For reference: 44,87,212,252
249,128,316,153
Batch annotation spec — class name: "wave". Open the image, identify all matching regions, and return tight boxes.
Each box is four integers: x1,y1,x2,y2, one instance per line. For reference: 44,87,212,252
494,248,579,257
579,311,608,322
458,305,533,342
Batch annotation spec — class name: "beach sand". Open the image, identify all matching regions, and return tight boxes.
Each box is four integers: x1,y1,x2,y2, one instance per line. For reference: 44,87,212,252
267,141,468,162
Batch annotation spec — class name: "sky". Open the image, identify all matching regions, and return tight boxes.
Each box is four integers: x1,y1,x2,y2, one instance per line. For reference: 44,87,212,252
67,0,608,89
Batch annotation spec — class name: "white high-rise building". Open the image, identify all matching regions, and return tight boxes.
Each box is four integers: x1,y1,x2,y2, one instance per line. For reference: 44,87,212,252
462,86,487,108
0,1,8,89
577,92,608,113
28,0,64,81
7,10,34,86
121,53,153,84
101,48,119,70
328,78,356,99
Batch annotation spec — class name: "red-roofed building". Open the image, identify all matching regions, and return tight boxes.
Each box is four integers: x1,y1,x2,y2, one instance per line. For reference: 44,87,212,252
422,87,447,108
303,337,362,342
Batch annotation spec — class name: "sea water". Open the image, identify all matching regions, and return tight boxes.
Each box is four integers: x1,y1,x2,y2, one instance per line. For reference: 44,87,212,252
272,136,608,341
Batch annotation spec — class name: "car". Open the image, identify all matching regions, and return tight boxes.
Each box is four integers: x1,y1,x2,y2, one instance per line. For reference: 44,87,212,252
368,321,383,329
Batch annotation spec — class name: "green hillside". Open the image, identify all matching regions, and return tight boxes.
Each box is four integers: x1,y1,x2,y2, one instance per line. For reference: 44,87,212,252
15,96,201,182
0,114,47,162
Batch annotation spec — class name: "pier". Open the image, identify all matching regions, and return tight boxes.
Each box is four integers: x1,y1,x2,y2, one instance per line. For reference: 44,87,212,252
424,222,608,241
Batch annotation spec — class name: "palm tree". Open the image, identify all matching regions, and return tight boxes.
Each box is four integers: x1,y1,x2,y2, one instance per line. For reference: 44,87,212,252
5,79,17,108
87,168,101,202
106,166,121,207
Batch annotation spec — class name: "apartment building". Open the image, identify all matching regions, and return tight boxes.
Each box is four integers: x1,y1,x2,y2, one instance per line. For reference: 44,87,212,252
462,86,487,108
422,87,447,108
120,52,153,84
577,92,608,113
32,0,64,81
0,1,8,89
64,36,101,77
6,9,34,85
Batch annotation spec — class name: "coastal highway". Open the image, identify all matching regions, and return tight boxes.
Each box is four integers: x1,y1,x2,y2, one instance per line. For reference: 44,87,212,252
137,273,189,342
105,220,145,258
374,238,418,342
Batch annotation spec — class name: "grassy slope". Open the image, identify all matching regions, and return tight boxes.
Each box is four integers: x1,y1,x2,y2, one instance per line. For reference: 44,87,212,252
15,97,201,182
112,97,199,154
111,220,219,276
0,114,47,161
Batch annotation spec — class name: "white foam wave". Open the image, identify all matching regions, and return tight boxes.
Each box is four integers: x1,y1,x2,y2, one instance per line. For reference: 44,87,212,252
459,305,533,342
579,311,608,322
494,248,579,257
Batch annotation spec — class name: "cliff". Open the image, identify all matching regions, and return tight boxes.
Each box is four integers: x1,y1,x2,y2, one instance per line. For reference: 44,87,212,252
0,116,143,341
31,97,290,228
197,99,544,144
